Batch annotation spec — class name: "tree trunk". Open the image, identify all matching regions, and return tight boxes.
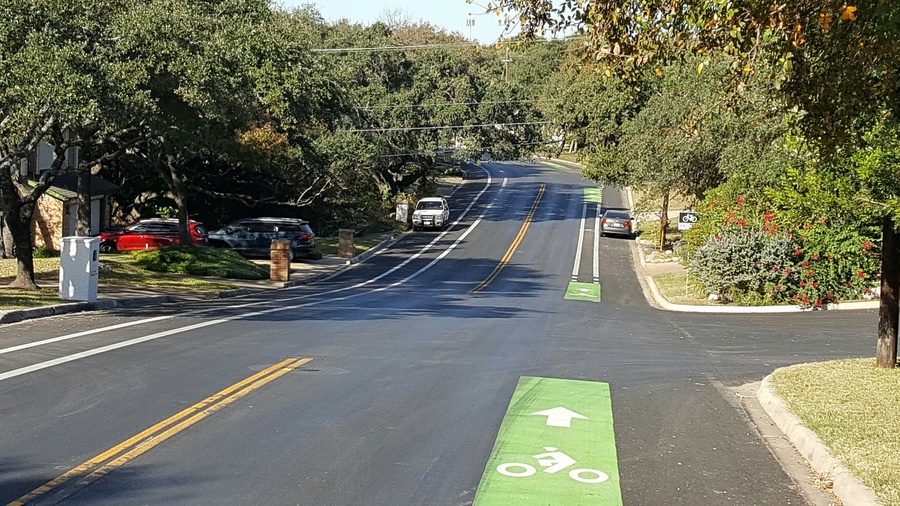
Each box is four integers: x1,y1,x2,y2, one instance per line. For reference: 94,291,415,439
7,200,39,289
167,157,194,245
76,167,91,236
658,190,670,250
876,215,899,368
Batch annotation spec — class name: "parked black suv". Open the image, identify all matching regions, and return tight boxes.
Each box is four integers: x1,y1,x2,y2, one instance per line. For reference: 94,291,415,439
207,218,317,260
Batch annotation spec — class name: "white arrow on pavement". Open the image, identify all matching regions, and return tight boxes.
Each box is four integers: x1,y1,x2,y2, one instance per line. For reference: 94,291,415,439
531,407,589,427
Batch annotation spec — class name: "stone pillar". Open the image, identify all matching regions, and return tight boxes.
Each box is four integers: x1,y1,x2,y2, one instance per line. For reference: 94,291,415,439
269,239,292,282
338,229,355,259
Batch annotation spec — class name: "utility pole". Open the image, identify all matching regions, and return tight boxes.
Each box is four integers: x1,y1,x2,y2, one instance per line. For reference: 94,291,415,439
467,14,475,41
502,47,512,83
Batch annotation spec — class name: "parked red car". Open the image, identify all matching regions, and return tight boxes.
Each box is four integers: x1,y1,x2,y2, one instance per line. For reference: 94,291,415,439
99,218,208,252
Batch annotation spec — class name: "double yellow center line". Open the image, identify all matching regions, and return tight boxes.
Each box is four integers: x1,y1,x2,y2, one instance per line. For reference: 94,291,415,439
10,357,312,506
470,185,545,293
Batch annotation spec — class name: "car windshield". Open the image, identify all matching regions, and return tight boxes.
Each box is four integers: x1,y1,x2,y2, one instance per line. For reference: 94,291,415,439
605,212,630,220
417,201,443,210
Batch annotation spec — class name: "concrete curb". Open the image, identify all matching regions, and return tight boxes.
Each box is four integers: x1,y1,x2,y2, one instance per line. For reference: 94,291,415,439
0,233,404,324
542,163,880,502
625,183,879,313
639,252,880,313
0,295,173,323
757,375,881,506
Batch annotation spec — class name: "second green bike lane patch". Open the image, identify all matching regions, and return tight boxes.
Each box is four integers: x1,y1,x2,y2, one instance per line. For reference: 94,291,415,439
474,376,623,505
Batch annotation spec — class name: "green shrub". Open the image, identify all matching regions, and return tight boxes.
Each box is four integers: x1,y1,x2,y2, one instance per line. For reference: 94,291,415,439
690,228,799,303
33,245,58,258
132,245,268,279
686,165,882,307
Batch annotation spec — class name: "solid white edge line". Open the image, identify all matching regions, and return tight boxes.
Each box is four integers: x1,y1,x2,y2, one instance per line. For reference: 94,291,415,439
0,167,497,379
593,203,601,283
572,203,587,279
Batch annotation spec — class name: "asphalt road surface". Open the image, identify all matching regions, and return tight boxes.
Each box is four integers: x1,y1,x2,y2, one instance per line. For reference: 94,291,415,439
0,161,875,505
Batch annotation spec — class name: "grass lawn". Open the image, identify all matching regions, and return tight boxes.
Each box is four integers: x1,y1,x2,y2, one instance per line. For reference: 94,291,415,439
0,239,386,311
772,359,900,505
0,289,68,309
0,257,61,278
553,152,585,164
99,254,238,291
0,249,256,310
316,235,386,257
631,189,695,216
651,272,715,306
636,220,684,248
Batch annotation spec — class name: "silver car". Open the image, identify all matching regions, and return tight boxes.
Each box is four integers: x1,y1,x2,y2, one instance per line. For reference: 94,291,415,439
600,210,634,238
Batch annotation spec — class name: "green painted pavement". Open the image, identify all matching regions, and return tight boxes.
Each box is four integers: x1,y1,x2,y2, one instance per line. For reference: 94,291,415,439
539,160,578,172
474,376,623,506
564,282,601,302
583,187,602,203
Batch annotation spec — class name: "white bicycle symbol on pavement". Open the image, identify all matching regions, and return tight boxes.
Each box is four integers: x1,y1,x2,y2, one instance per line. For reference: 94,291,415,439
496,447,609,484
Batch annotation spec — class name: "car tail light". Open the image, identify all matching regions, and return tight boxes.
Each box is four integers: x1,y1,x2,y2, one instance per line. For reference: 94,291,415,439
623,221,631,227
602,219,609,225
301,234,311,240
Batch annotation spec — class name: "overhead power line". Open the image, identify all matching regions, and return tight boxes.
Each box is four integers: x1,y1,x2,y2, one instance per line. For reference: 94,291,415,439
373,139,560,158
346,121,550,133
354,98,561,111
310,37,583,54
311,43,476,53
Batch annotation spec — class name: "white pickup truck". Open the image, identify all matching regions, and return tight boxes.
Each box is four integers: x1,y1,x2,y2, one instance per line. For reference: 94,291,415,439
412,197,450,231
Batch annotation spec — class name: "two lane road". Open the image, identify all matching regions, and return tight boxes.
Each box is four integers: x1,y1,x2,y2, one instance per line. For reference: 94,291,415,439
0,161,874,505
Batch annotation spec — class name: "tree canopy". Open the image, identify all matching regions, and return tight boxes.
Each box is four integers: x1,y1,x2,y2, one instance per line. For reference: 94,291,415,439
488,0,900,367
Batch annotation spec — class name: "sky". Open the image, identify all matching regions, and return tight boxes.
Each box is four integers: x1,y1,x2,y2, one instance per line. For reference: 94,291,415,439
278,0,515,45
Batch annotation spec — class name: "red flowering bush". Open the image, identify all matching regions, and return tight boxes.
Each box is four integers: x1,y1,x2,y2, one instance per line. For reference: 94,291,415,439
690,228,798,303
684,169,881,307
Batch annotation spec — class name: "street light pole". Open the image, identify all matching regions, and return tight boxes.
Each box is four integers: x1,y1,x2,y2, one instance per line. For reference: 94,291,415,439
467,14,475,41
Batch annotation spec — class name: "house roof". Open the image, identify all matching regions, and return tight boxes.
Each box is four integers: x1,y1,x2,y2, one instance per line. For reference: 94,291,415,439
46,174,120,200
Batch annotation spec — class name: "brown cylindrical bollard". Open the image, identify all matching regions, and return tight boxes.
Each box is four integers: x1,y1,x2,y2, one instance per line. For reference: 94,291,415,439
270,239,292,282
338,229,355,259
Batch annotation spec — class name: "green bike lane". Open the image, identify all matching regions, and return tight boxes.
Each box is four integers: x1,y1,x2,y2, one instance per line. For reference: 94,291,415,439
564,187,604,304
473,184,617,503
474,376,622,505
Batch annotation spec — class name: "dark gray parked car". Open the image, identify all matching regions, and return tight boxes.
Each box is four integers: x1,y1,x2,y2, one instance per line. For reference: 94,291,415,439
208,218,317,260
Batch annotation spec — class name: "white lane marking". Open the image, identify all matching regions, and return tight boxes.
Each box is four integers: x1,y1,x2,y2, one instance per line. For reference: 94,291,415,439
571,203,587,281
502,177,508,188
0,171,499,379
593,204,601,284
531,407,590,428
0,316,176,355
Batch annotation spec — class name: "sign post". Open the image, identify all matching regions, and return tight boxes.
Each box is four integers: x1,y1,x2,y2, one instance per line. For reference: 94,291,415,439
677,211,699,231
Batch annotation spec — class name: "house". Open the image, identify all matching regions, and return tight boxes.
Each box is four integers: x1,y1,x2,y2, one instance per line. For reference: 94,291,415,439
32,174,120,250
12,139,120,251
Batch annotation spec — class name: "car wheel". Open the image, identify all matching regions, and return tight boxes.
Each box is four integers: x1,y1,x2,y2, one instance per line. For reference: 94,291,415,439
288,248,295,263
99,241,116,253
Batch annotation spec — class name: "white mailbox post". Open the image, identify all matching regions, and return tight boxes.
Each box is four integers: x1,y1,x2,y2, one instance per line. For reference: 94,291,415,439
59,236,100,302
